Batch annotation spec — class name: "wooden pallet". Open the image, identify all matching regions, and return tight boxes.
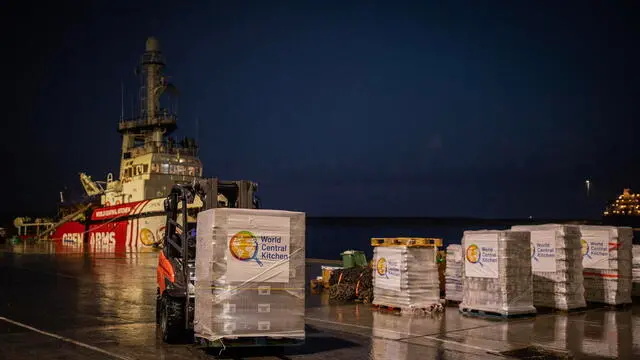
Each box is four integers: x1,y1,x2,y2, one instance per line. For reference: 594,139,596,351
459,307,536,320
371,237,443,247
195,336,304,348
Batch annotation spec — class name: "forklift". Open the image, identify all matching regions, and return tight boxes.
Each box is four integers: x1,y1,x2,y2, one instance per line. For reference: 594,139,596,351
156,178,259,344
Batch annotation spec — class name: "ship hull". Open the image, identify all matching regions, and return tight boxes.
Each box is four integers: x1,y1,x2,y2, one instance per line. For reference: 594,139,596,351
49,199,166,253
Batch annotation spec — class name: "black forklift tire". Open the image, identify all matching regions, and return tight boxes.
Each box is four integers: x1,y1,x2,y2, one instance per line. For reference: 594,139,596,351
267,346,286,356
159,294,186,344
155,289,161,324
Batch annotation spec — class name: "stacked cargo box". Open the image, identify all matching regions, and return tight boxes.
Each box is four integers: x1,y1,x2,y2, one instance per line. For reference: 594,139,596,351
460,230,536,316
194,208,305,342
580,225,632,305
631,245,640,297
372,238,440,310
511,224,585,310
445,244,463,302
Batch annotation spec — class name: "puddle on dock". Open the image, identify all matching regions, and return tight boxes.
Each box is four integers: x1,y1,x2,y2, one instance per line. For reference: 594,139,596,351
0,243,638,359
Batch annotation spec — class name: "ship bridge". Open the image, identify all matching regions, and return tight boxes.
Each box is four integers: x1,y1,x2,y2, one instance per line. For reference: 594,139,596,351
104,37,202,206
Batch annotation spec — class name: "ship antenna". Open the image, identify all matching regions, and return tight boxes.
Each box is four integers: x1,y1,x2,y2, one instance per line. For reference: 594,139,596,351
195,115,199,154
120,80,125,121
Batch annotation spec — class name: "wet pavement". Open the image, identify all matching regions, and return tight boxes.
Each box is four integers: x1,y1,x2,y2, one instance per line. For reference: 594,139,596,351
0,242,639,359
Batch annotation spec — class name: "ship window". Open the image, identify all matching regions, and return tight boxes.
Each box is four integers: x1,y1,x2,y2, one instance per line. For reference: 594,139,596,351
176,165,185,175
161,164,169,174
135,165,148,176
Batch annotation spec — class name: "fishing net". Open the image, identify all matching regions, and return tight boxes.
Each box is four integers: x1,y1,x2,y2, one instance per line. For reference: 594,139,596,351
328,266,373,303
329,284,356,302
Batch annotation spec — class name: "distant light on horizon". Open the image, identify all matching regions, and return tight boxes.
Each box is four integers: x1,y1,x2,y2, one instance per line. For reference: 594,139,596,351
585,179,591,196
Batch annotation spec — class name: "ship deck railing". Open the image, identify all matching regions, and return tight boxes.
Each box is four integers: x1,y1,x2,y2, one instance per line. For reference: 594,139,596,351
118,114,177,131
126,145,198,158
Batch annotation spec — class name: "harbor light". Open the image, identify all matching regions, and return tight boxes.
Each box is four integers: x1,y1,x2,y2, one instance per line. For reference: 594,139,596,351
585,179,591,196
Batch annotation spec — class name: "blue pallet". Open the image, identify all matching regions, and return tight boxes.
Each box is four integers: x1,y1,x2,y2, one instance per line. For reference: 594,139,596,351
534,306,587,314
459,307,536,320
195,336,305,348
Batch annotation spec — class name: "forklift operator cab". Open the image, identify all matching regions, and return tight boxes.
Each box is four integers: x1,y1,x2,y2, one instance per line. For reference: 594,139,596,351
156,179,259,343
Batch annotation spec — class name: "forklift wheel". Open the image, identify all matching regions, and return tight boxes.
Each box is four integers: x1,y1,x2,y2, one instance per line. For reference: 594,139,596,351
155,291,161,325
159,294,186,344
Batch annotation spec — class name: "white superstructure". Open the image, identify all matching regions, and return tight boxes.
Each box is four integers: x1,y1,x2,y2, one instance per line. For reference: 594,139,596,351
84,37,203,206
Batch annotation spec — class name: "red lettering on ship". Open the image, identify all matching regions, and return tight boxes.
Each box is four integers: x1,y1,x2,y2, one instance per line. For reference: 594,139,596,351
90,232,116,243
62,233,83,243
93,206,132,220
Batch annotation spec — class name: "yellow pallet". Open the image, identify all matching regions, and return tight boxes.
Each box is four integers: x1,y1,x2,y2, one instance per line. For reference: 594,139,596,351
371,237,442,247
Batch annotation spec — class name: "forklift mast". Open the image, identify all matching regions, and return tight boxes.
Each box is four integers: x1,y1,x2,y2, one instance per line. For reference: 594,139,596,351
163,178,259,256
161,178,258,330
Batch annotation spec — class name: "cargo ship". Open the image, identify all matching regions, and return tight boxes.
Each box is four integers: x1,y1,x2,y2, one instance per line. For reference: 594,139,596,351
602,188,640,244
13,37,256,252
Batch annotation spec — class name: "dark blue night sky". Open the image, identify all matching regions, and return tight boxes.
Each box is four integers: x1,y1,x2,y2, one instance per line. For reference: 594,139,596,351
3,1,639,219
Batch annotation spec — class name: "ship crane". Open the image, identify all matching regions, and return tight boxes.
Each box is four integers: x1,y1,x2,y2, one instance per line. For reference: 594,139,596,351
34,203,93,240
79,172,105,196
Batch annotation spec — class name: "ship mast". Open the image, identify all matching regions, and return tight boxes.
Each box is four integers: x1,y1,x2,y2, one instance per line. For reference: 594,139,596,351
117,37,179,177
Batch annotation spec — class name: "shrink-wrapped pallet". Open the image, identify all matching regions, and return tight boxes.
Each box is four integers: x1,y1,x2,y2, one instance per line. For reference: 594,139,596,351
445,244,463,302
194,208,305,342
460,230,536,316
579,226,632,305
372,244,440,310
632,245,640,297
511,224,585,310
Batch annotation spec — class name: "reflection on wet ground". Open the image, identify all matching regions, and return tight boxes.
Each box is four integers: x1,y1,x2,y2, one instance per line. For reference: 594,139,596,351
0,243,639,359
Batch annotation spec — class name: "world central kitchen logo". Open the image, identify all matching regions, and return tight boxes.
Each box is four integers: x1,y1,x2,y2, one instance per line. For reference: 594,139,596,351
531,244,538,262
581,238,591,259
376,257,388,278
466,244,481,265
228,230,289,267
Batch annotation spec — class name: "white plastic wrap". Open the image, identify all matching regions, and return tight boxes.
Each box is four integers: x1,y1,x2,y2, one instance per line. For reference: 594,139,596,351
194,208,305,341
372,245,440,310
459,230,536,316
633,245,640,297
445,244,463,302
511,224,585,310
580,225,632,305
